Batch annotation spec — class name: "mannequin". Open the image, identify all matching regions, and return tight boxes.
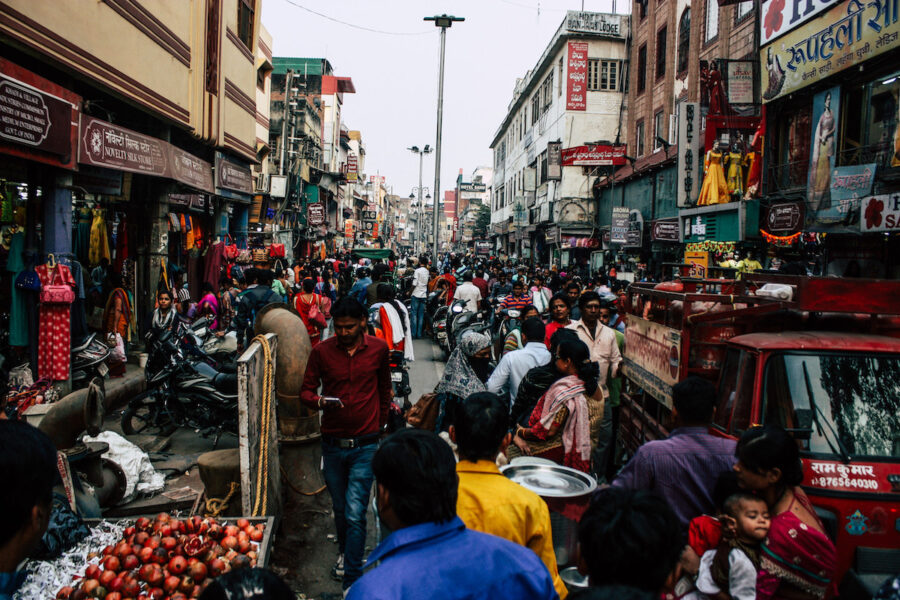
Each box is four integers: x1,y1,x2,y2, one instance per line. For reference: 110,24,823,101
737,250,763,276
698,146,728,206
718,252,738,269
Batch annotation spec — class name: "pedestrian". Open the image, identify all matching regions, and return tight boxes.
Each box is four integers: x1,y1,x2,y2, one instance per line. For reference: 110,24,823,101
217,276,239,334
371,284,413,361
196,281,220,330
349,268,371,305
599,300,625,334
300,297,391,592
366,268,385,307
234,268,279,350
0,421,57,599
502,304,540,353
566,281,582,320
487,318,550,408
544,293,572,348
451,392,569,598
346,429,558,600
294,278,328,347
432,330,493,432
611,376,737,533
472,268,489,299
410,256,430,338
454,270,482,312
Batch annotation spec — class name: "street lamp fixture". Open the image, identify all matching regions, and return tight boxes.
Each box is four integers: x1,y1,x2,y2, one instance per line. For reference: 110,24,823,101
408,144,434,254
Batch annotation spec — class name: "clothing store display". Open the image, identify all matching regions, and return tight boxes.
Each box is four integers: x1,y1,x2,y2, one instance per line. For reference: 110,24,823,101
88,209,111,266
203,241,226,291
36,263,76,380
7,231,29,346
698,150,728,206
114,216,129,272
74,206,92,264
726,151,744,197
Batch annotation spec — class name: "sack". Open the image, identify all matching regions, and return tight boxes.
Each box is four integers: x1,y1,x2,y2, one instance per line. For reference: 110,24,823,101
268,243,285,258
40,266,75,305
236,249,252,264
224,235,239,260
406,393,440,431
15,269,41,292
252,248,268,263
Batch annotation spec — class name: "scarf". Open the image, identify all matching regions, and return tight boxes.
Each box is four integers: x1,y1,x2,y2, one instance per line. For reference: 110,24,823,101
530,375,591,467
152,307,175,331
434,331,491,399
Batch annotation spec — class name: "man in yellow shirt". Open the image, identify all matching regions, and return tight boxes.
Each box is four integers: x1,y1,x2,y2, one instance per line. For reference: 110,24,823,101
450,392,568,599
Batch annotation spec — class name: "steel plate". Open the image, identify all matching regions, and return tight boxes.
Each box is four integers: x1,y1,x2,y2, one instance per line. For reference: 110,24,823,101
500,464,597,498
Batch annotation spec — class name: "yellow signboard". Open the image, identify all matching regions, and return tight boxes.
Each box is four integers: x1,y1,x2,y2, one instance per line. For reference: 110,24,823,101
623,314,682,409
685,250,709,278
760,0,900,102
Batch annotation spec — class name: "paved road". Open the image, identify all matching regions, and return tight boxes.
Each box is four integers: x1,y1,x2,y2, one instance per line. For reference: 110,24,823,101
408,337,446,402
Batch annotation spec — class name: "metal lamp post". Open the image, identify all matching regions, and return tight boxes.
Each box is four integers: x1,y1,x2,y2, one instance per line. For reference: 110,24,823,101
408,145,432,254
424,14,464,259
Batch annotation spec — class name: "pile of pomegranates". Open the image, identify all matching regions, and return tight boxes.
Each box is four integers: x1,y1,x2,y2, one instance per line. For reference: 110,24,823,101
55,513,265,600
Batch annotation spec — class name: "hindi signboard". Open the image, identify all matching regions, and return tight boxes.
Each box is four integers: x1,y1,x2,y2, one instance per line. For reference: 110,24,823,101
79,115,168,176
652,218,681,241
215,151,252,195
566,42,588,111
726,61,755,105
685,250,709,278
623,314,682,409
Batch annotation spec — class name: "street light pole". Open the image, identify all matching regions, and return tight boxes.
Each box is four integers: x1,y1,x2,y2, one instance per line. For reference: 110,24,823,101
425,14,463,260
407,145,432,254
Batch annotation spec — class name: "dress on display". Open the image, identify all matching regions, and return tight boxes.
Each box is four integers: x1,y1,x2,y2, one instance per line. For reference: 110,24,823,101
114,216,129,273
698,150,729,206
74,206,92,264
36,263,76,380
89,209,110,266
726,151,744,197
6,231,29,346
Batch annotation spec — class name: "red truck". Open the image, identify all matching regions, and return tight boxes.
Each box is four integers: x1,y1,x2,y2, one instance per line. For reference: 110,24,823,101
619,273,900,595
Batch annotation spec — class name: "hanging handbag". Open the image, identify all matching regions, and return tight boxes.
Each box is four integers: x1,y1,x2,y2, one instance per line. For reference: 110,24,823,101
40,265,75,305
252,247,268,263
268,243,285,258
15,268,41,292
236,248,252,264
224,234,239,260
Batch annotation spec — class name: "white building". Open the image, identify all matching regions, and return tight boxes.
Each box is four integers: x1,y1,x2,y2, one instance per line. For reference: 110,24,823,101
490,10,630,264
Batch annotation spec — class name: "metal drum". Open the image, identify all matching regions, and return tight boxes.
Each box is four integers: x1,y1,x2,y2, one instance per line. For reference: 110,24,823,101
501,464,597,567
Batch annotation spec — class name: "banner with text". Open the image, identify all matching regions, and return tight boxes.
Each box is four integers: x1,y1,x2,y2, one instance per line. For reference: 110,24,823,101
566,41,588,111
623,314,682,409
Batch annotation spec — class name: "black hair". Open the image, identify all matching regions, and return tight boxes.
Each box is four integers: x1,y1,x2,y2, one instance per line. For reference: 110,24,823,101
331,296,367,321
157,289,173,301
568,586,657,600
198,568,294,600
453,392,509,462
419,256,429,266
476,269,484,278
512,278,525,287
219,276,233,288
722,492,767,519
671,375,716,424
566,281,581,292
320,269,333,296
257,269,274,286
736,425,804,487
549,328,579,354
0,421,57,546
557,338,599,395
377,284,407,335
302,278,315,294
521,304,539,318
712,470,742,510
550,292,571,309
462,271,473,282
579,290,602,310
578,488,683,592
521,317,546,344
372,429,458,526
202,281,215,295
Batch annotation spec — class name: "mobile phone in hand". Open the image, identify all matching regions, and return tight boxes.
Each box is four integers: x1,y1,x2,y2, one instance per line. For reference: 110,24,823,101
320,396,344,408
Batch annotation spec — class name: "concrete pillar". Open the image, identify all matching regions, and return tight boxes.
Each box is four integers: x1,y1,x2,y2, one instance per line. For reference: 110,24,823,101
135,181,171,336
232,204,249,248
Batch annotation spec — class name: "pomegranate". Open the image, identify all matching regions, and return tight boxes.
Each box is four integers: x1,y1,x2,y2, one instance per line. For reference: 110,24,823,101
106,593,122,600
159,524,173,537
178,575,196,594
163,574,181,594
152,547,169,565
136,517,151,531
90,586,107,599
249,528,263,542
122,577,141,597
145,566,165,588
238,538,251,553
99,569,117,587
145,536,160,549
81,580,99,596
148,587,165,599
122,554,139,570
208,558,227,577
189,561,208,583
103,556,121,572
85,564,101,580
236,518,250,529
139,546,154,564
155,512,170,523
230,554,251,570
115,542,132,561
134,531,150,546
223,525,240,538
138,564,156,582
206,524,223,541
221,536,238,551
168,555,187,575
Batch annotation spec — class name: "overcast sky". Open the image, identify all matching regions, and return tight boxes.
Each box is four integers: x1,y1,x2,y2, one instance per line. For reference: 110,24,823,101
261,0,623,199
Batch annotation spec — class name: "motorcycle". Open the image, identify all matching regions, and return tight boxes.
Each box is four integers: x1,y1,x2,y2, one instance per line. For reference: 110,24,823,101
71,333,112,390
449,307,493,355
120,323,238,446
493,307,523,358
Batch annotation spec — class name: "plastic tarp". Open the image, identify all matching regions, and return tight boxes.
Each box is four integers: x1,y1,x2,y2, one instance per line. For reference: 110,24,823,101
83,431,165,503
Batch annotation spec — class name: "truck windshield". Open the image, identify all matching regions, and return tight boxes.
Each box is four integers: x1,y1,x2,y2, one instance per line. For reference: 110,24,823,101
764,353,900,458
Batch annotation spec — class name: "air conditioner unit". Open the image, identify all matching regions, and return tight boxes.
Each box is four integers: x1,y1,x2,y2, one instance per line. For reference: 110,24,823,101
255,173,270,193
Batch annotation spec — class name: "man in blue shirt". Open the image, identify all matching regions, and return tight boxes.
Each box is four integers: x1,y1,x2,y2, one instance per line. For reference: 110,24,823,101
349,268,371,305
347,429,558,600
0,421,57,600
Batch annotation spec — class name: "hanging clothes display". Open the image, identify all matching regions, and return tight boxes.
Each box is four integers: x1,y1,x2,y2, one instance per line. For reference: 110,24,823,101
745,120,765,200
726,151,744,198
114,215,129,272
73,206,92,264
203,240,226,291
697,149,729,206
6,230,29,346
36,262,76,380
88,208,111,266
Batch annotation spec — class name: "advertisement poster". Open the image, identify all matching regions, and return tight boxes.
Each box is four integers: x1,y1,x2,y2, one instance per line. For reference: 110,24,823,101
758,0,840,46
566,41,588,111
726,61,755,105
347,154,358,181
685,250,709,278
861,193,900,232
807,163,876,231
623,314,682,409
760,0,900,102
807,86,841,225
547,141,562,179
611,206,629,243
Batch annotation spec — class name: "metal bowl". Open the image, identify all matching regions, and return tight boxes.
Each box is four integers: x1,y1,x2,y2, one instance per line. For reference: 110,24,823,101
508,456,557,467
500,463,597,498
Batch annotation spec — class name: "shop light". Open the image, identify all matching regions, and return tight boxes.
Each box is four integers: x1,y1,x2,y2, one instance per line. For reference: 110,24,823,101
881,76,898,85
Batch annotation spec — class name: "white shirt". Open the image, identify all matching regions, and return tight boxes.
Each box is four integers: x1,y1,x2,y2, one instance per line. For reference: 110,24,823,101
487,342,552,405
567,319,622,384
455,282,482,313
412,266,430,298
694,547,758,600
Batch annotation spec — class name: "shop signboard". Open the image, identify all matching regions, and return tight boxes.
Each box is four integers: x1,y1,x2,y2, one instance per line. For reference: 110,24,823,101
475,240,492,255
307,201,326,226
685,250,709,278
611,206,629,243
0,71,73,157
79,115,168,177
172,146,214,193
759,0,842,46
759,0,900,103
566,41,588,111
362,210,377,221
269,174,287,198
652,218,681,241
625,209,644,247
676,102,700,207
344,219,354,237
830,163,875,203
565,11,624,37
561,144,627,166
347,154,358,181
860,193,900,232
459,182,487,193
215,152,252,195
547,141,562,180
623,314,682,409
726,61,755,105
764,201,805,233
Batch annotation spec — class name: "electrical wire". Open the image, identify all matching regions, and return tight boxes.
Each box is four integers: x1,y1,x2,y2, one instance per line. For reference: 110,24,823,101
278,0,435,36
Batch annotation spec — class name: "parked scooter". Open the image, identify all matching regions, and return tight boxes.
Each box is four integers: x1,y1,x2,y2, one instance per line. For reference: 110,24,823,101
71,333,112,390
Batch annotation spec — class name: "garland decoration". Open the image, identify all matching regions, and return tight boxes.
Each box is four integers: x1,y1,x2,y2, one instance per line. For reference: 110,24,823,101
759,229,801,246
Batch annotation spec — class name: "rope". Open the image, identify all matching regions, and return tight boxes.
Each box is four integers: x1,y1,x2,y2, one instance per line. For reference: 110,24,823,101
205,481,239,517
251,334,275,517
280,464,326,496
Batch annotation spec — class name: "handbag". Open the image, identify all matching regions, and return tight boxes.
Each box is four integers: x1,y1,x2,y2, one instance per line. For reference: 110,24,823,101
252,247,268,263
236,249,252,264
307,296,327,329
15,268,41,292
406,393,440,431
40,265,75,305
268,243,285,258
224,235,239,260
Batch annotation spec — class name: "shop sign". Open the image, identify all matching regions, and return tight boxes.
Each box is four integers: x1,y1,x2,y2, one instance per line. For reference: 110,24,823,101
760,0,900,103
215,152,252,195
625,209,644,247
676,102,700,207
561,144,627,166
831,163,875,203
652,218,681,241
764,201,805,233
169,193,206,211
565,11,623,37
308,201,326,226
685,250,709,278
860,193,900,232
459,181,486,193
759,0,841,46
547,141,562,180
566,41,588,111
726,61,755,105
475,240,492,254
0,74,72,156
344,219,354,237
362,210,377,221
623,314,682,409
269,174,287,198
611,206,629,243
347,154,358,181
80,115,168,176
172,146,214,193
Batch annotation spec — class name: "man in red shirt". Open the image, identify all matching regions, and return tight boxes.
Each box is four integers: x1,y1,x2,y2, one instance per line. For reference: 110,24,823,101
472,268,489,300
301,296,392,591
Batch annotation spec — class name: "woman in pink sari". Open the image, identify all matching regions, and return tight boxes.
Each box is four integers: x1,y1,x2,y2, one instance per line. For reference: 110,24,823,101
196,282,219,330
734,425,837,600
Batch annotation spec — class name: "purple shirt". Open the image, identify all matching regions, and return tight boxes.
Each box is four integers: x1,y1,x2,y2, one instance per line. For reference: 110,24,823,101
611,427,736,532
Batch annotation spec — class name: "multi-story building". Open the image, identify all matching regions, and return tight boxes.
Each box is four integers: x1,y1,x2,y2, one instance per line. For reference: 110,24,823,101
456,167,493,248
490,10,630,265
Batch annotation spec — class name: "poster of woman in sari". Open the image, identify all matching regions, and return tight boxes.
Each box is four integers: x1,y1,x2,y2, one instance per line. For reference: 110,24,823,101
808,87,840,215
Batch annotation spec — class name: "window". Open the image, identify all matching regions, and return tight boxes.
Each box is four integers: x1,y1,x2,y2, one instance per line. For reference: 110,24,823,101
638,0,647,19
237,0,255,48
654,110,664,149
601,60,619,90
637,44,647,93
735,0,753,21
636,120,645,156
539,150,548,183
705,0,719,42
542,74,553,110
677,9,691,74
588,59,600,90
656,27,667,80
531,93,541,124
558,57,564,96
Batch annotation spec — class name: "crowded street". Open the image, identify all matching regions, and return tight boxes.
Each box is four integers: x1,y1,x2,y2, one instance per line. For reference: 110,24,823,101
2,1,900,600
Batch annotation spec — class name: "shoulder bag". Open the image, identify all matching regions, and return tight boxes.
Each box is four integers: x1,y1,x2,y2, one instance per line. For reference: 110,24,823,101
40,265,75,305
406,393,440,431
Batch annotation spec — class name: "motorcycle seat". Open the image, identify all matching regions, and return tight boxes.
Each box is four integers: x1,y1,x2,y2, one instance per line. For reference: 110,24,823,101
193,361,238,394
72,334,97,353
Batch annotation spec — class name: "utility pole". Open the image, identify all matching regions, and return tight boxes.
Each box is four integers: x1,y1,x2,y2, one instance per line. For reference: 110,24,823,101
425,14,464,260
408,145,432,254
